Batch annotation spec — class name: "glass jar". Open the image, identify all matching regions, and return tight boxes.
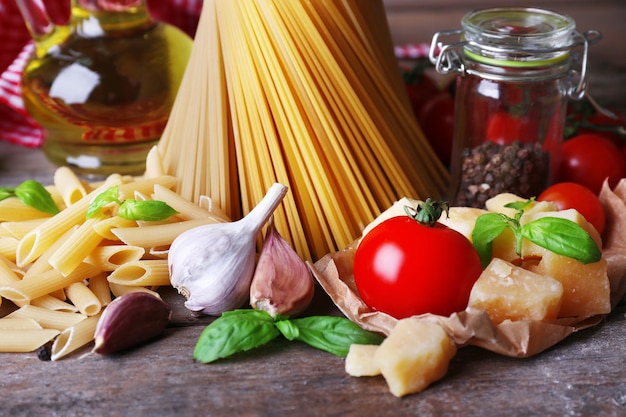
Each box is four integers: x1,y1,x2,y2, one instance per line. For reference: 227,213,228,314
429,8,600,207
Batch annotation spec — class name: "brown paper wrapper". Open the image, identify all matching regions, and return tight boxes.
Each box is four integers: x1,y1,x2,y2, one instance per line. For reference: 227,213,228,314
309,180,626,358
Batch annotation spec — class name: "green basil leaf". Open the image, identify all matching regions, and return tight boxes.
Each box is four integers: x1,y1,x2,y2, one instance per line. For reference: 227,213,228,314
15,180,59,215
87,186,120,218
471,212,510,268
282,316,383,357
274,319,300,341
193,309,280,364
0,188,16,201
117,200,178,221
521,217,602,264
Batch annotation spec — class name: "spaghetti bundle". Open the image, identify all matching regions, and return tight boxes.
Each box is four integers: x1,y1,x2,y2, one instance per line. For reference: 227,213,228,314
156,0,449,261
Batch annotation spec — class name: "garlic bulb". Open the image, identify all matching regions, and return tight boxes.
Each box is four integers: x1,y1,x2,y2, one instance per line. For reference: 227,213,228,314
168,183,288,315
249,217,315,317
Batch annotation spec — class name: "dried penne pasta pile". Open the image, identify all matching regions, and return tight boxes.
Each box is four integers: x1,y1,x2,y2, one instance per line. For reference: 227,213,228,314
0,166,229,359
156,0,449,262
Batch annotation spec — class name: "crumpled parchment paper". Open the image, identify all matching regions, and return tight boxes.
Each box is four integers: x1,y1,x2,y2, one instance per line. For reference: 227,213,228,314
309,180,626,358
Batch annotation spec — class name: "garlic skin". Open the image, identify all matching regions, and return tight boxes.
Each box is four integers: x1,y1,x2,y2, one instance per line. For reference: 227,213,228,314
168,183,288,316
249,218,315,317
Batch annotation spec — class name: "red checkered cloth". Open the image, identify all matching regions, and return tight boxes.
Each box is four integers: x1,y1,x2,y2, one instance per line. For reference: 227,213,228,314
0,0,203,147
0,0,429,148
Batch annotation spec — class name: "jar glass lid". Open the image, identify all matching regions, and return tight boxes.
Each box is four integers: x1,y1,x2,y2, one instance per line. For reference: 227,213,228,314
462,8,576,67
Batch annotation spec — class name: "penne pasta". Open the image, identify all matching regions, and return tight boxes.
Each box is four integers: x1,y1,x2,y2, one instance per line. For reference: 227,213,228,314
88,272,112,307
51,314,101,360
111,218,218,248
0,197,53,222
144,145,166,178
22,225,78,279
85,245,145,271
0,262,101,305
16,175,123,267
48,218,105,276
107,260,170,287
65,282,102,316
6,305,86,331
0,329,60,352
0,318,42,330
30,295,79,313
0,237,18,262
91,216,137,241
54,166,89,207
1,218,48,240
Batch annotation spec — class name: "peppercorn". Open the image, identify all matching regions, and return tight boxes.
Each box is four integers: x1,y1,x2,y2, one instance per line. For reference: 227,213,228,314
453,141,550,208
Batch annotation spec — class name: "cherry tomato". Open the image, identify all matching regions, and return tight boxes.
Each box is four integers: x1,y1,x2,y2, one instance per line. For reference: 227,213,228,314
486,111,532,145
417,92,455,166
537,182,606,235
558,133,626,194
353,214,483,319
405,77,440,118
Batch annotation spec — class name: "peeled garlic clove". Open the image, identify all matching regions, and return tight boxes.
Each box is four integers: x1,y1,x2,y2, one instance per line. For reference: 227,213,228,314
93,292,171,354
250,218,315,317
168,183,288,316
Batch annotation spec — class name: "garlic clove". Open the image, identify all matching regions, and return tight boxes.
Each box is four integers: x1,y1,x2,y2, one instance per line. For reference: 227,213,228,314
93,292,172,354
250,217,315,317
168,183,288,316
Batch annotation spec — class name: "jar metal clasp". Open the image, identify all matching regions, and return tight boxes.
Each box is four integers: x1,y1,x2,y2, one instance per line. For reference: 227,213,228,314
429,29,602,100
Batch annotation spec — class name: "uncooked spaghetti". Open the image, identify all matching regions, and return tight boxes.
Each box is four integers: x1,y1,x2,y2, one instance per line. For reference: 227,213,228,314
156,0,449,261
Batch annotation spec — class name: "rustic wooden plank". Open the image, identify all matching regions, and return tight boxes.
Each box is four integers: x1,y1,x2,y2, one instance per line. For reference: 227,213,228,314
1,290,625,417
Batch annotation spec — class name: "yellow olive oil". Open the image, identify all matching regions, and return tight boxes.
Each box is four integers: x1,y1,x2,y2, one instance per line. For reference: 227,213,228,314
21,5,192,177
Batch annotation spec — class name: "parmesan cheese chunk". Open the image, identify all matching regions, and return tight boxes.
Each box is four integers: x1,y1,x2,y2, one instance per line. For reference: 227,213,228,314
345,344,381,377
468,258,563,324
374,318,456,397
528,251,610,318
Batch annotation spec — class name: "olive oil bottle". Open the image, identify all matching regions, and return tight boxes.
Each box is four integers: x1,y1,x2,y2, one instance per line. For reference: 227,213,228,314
18,0,192,177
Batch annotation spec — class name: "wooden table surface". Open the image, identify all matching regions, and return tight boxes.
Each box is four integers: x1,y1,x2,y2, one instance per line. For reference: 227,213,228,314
2,69,626,417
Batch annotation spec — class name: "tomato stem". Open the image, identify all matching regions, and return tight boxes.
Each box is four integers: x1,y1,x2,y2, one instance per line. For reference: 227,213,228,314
404,198,449,227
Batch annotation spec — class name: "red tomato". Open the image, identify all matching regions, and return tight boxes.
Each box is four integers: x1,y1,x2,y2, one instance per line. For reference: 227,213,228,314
537,182,606,235
353,215,482,319
486,111,528,144
417,92,455,166
405,77,440,118
558,133,626,194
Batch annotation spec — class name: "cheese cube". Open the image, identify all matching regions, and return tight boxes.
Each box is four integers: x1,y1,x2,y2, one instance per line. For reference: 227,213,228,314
374,318,456,397
528,251,610,318
345,344,381,377
468,258,563,324
437,206,486,240
485,193,558,217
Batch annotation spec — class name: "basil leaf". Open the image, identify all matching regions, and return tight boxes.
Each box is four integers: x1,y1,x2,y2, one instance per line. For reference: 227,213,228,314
280,316,383,357
193,309,280,364
471,213,510,268
521,217,602,264
87,186,120,218
0,188,15,201
15,180,59,215
275,319,300,341
118,200,178,221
